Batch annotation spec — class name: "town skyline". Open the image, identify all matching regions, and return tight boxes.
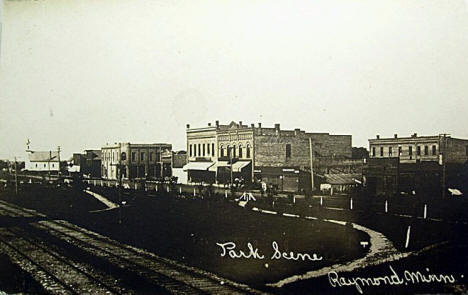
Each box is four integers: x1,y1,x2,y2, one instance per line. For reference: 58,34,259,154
1,0,468,160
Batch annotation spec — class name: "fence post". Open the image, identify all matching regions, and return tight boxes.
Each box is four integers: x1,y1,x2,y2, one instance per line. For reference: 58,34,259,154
385,200,388,213
350,198,353,210
423,204,427,219
405,226,411,249
320,196,323,206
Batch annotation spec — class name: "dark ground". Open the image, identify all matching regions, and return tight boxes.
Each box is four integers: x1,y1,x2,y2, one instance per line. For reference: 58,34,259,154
0,184,367,289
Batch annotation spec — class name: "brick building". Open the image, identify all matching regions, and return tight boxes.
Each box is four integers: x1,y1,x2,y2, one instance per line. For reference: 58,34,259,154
364,133,468,196
71,150,101,178
185,121,354,193
101,143,172,180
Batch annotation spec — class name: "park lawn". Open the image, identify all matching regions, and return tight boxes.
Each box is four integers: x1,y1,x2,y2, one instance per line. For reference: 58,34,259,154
0,185,369,286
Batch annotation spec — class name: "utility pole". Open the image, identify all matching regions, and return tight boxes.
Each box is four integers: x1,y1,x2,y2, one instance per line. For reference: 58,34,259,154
48,150,52,181
230,145,233,188
440,134,449,199
309,137,315,193
57,146,61,179
14,157,18,195
118,144,122,224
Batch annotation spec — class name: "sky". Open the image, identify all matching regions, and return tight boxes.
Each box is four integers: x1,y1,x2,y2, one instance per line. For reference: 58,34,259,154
1,0,468,160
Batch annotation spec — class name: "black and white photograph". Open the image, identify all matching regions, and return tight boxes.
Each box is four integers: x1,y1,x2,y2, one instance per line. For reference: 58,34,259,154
0,1,468,294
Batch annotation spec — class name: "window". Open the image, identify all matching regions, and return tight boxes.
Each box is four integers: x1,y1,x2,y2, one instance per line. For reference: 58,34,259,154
193,144,196,157
131,152,136,162
35,164,38,168
238,144,243,158
424,146,428,156
140,152,145,161
212,143,215,156
233,145,236,158
409,146,413,157
372,147,376,157
220,145,224,157
389,147,393,157
155,152,161,162
52,164,54,168
286,144,291,159
246,144,251,158
203,144,206,156
207,144,210,155
189,144,192,157
417,146,421,156
380,147,384,157
44,164,46,168
150,152,153,161
121,152,126,161
466,145,468,157
432,145,437,155
227,145,231,158
198,144,201,156
398,147,402,157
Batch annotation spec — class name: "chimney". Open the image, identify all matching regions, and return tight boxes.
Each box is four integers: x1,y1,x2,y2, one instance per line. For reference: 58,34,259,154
239,121,242,126
294,128,300,136
208,123,211,126
186,124,190,129
412,133,417,138
274,123,280,130
215,120,219,127
376,135,380,139
394,134,398,139
258,123,262,128
251,123,254,128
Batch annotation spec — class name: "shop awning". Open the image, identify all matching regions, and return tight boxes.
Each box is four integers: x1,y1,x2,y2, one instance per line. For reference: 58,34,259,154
232,161,251,172
208,161,229,172
183,162,214,171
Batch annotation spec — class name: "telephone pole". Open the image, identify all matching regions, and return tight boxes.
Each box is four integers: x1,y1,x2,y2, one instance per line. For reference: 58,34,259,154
57,146,61,178
14,157,18,195
440,134,450,199
309,137,315,193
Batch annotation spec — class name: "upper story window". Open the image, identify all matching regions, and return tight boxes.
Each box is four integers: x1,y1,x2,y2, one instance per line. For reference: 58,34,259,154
207,143,210,155
372,147,376,157
424,146,428,156
220,145,224,157
388,147,393,157
232,145,236,158
227,145,231,158
238,144,243,158
380,147,384,157
198,144,201,156
121,152,126,161
140,152,145,161
432,145,437,156
131,152,136,162
286,144,291,159
156,152,161,162
416,146,421,156
246,144,251,158
203,144,206,156
193,144,197,157
150,152,153,161
212,143,215,156
409,146,413,156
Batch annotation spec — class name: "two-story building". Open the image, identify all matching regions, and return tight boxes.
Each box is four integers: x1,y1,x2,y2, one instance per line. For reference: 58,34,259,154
364,133,468,196
101,143,172,180
185,121,354,193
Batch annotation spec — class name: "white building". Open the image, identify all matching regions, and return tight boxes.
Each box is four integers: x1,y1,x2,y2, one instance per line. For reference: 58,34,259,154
25,151,60,172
